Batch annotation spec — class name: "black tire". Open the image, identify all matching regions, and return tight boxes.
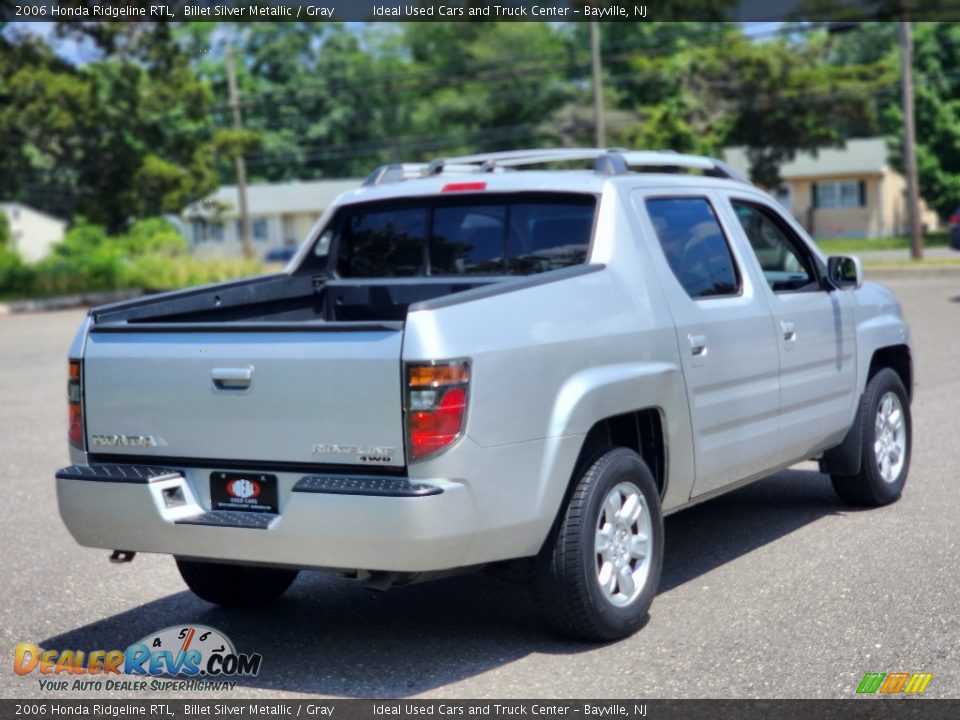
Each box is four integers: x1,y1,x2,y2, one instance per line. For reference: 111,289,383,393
831,367,912,507
535,447,664,642
176,558,298,607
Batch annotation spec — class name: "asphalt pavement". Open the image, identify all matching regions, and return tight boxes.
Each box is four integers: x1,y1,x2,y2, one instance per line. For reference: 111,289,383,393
1,274,958,700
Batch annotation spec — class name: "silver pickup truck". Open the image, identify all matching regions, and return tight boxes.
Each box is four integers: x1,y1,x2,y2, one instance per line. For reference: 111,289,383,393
57,149,913,641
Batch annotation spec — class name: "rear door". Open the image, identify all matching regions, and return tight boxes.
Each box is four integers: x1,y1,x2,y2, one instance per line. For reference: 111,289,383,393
721,196,857,461
83,328,406,467
633,190,781,498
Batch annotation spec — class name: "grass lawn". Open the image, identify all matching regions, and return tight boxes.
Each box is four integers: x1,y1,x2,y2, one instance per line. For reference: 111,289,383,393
815,233,948,254
863,256,960,268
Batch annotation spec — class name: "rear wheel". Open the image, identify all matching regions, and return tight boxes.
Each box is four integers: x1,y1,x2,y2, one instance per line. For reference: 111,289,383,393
176,558,298,607
536,447,664,642
831,368,912,506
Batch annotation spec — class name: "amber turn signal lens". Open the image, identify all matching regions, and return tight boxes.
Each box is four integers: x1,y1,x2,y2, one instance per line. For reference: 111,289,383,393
68,359,83,449
408,363,470,388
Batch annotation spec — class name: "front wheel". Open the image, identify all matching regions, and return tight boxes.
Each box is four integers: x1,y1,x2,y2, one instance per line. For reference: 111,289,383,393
535,448,664,642
176,558,298,607
831,367,912,506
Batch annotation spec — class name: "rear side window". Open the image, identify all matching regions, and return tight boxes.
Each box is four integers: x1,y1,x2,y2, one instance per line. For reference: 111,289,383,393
645,197,740,299
333,194,595,277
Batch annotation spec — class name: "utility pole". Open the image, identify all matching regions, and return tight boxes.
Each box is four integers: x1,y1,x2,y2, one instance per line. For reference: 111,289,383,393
900,13,923,260
226,44,253,260
590,22,606,148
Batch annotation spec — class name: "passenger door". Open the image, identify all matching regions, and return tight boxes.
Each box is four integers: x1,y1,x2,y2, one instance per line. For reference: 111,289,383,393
633,191,782,498
721,196,857,462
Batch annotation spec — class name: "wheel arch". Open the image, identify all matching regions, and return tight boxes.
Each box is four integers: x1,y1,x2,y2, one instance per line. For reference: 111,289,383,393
869,344,912,401
820,344,913,476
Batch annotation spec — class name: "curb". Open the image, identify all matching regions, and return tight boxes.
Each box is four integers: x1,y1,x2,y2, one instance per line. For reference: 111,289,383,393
865,265,960,281
0,289,143,316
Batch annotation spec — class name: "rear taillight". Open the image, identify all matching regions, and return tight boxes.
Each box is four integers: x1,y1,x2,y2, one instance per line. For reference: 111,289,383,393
405,360,470,461
951,213,960,226
68,360,84,449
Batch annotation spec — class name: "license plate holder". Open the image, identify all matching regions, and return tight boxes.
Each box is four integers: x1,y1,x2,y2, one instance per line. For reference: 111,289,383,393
210,472,279,514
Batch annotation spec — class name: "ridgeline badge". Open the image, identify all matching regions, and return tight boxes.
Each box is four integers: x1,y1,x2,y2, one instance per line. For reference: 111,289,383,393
14,625,261,692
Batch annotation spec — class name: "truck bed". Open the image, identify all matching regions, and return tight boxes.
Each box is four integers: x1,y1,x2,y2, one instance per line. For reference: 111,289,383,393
89,273,505,328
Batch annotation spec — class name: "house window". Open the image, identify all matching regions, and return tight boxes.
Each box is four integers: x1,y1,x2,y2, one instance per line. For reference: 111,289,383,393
209,222,224,242
774,185,794,212
191,221,205,244
234,219,269,241
814,180,866,209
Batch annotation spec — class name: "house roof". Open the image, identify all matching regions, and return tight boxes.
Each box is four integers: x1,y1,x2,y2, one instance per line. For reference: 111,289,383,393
183,179,363,218
722,137,890,181
0,201,67,226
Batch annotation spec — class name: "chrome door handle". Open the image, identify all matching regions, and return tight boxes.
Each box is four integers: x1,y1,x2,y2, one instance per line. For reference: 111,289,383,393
781,321,797,343
211,367,253,390
688,334,708,357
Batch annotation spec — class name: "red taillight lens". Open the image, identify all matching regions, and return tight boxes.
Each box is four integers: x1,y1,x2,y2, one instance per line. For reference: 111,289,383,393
68,360,84,449
405,361,469,461
951,214,960,226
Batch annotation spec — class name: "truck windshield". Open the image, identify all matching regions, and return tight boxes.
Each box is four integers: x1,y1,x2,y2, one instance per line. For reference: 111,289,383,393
328,193,596,277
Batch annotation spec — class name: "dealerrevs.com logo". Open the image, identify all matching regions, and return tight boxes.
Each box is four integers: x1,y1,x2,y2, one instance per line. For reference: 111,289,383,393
14,625,261,692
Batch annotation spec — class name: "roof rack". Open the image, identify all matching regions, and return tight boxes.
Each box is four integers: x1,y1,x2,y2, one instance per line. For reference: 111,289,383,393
363,148,750,187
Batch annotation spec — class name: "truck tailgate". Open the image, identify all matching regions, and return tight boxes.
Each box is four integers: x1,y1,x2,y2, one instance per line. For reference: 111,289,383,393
82,328,405,467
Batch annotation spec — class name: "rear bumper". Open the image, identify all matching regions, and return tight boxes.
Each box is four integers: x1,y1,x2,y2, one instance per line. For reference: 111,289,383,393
56,464,477,573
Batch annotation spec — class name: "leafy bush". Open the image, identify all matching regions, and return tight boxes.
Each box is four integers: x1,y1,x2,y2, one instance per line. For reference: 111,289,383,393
33,247,127,295
51,220,112,260
119,217,188,257
0,249,34,297
0,210,11,251
2,216,263,299
124,255,263,292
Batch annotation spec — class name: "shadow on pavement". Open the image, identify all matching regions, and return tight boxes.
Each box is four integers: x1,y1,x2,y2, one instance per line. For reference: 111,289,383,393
660,467,844,592
42,468,843,697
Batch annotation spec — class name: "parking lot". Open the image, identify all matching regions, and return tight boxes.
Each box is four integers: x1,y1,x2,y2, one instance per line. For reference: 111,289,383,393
1,273,957,700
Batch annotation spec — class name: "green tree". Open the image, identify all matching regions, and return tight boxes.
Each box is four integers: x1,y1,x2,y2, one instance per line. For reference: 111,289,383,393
408,23,572,151
825,22,960,218
0,209,10,251
0,23,219,232
597,28,888,187
888,23,960,217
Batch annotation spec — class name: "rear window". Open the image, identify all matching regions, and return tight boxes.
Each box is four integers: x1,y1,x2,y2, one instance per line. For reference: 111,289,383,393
331,194,595,277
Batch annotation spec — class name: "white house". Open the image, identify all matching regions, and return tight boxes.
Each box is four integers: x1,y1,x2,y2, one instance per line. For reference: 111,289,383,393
181,179,363,258
0,202,67,262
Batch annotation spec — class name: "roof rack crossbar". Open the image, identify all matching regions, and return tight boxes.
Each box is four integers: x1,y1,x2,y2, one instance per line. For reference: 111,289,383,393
363,148,749,186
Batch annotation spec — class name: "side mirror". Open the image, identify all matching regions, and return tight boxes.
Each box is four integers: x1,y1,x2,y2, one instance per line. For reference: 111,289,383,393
827,255,863,290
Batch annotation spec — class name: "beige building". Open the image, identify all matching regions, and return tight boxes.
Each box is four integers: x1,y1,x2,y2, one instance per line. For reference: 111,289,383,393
0,202,66,262
182,179,363,258
723,138,940,238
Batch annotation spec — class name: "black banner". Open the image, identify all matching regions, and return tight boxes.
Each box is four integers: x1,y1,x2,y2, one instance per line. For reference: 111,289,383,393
0,700,956,720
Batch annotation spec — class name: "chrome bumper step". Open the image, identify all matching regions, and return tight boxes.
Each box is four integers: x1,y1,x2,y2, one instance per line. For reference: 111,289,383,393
175,510,278,530
56,464,184,484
